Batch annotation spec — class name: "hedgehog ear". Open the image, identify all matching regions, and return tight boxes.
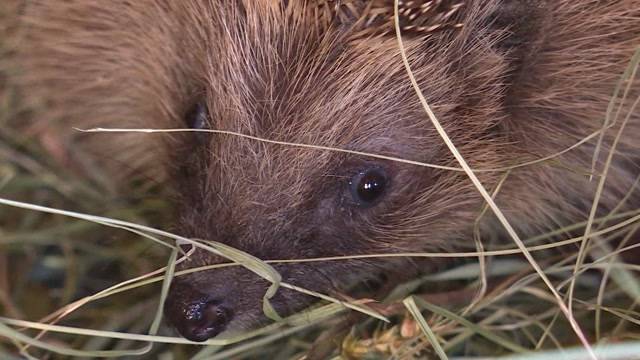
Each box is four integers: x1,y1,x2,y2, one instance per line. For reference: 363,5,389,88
486,1,548,53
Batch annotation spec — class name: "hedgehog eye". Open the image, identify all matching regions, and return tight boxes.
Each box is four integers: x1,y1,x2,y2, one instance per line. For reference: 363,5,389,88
349,168,388,206
185,101,209,130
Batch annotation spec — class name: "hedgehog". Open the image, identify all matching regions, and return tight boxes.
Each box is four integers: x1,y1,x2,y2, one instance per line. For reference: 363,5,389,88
3,0,639,343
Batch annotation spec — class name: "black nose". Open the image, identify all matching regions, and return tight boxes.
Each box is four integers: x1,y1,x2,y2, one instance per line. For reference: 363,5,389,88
164,282,234,342
177,300,232,342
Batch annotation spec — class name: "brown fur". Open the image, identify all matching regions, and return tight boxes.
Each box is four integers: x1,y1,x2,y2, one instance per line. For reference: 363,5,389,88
3,0,639,340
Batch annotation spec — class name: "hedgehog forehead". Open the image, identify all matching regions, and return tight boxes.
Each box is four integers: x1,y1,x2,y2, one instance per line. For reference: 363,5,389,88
203,0,465,119
206,33,421,143
198,0,456,176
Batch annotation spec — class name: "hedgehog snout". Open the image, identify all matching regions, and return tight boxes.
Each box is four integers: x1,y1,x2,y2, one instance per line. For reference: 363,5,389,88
164,282,233,342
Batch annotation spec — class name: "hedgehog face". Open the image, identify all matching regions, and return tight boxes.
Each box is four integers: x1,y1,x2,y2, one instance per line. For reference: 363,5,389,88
162,0,535,341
